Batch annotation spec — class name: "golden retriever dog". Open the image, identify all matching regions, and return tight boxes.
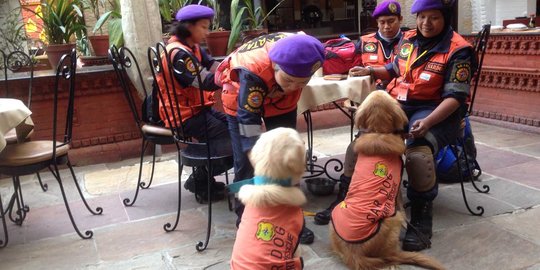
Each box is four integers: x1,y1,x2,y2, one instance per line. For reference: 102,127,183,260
230,127,306,270
329,91,445,270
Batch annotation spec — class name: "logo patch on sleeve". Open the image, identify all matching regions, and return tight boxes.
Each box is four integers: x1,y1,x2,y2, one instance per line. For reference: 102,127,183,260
245,86,264,112
451,62,471,83
363,42,378,53
424,61,445,74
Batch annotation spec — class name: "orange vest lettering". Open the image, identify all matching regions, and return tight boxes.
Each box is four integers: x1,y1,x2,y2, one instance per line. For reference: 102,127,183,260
387,30,472,102
157,39,215,125
331,155,402,243
231,205,304,269
218,33,301,117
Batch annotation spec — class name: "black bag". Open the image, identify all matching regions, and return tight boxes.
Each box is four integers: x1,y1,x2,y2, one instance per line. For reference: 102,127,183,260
435,117,481,183
141,81,163,126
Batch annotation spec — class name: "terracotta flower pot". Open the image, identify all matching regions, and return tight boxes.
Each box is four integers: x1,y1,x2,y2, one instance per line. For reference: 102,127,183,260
89,35,110,56
205,30,231,57
45,43,76,69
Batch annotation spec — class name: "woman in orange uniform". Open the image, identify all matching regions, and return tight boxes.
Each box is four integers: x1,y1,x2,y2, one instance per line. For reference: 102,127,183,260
349,0,476,251
216,33,325,244
157,4,230,202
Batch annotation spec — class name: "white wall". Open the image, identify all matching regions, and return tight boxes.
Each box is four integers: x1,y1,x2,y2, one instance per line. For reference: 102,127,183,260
493,0,528,25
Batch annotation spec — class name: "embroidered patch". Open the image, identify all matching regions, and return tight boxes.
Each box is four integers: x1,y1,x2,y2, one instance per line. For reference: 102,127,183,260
373,162,388,178
451,62,471,83
399,43,413,58
185,58,197,75
246,86,264,109
388,2,398,14
256,221,275,241
424,61,445,74
339,201,347,209
363,42,377,53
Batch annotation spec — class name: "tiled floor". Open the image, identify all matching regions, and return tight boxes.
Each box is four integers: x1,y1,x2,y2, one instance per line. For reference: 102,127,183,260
1,120,540,269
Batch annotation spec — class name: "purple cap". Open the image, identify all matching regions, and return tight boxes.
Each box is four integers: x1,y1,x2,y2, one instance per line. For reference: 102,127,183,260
269,35,325,78
372,0,401,18
411,0,454,14
175,4,214,22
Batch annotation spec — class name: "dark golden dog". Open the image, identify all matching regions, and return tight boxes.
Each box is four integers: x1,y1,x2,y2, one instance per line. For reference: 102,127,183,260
329,91,445,270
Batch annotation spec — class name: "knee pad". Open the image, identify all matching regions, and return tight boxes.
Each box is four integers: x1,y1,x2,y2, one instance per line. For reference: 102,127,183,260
405,146,436,192
343,141,358,177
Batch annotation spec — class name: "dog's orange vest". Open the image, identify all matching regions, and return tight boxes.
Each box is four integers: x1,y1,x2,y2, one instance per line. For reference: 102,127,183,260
230,205,304,269
331,155,402,243
157,37,215,125
360,33,398,67
217,33,301,117
387,30,472,102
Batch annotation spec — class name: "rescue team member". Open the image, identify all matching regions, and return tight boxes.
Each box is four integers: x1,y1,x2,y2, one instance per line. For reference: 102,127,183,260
216,33,325,244
349,0,476,251
157,5,231,202
314,0,404,226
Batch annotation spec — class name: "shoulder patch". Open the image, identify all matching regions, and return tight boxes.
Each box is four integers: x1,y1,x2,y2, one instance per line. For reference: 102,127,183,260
244,86,265,112
363,42,378,53
185,58,197,75
450,62,471,83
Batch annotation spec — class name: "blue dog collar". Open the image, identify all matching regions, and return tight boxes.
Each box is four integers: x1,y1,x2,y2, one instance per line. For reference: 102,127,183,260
226,176,292,194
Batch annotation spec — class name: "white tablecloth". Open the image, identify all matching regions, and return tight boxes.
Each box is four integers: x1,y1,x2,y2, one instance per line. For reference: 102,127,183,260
297,75,375,114
0,98,34,152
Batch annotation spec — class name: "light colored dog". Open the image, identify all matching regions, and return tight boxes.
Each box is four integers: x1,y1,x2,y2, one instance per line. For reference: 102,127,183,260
230,127,306,270
329,91,445,270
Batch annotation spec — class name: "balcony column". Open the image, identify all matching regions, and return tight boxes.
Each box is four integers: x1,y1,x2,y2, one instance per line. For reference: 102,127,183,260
120,0,162,96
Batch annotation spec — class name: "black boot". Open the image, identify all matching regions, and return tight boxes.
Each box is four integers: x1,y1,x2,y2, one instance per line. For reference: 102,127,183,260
403,199,433,251
314,174,350,225
184,167,225,203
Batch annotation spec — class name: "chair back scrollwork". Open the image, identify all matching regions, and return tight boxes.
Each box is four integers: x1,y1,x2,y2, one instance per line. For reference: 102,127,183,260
469,23,491,115
5,51,35,107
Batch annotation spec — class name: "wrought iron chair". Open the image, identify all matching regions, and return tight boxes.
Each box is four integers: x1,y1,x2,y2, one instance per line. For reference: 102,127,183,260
0,49,103,248
108,45,175,207
148,43,233,252
446,23,492,216
2,50,48,192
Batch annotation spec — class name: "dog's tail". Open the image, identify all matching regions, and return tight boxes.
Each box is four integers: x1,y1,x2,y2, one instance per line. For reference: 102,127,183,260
385,251,445,270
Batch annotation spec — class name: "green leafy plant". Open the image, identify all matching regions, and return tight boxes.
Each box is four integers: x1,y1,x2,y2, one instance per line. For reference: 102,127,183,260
205,0,222,31
159,0,203,23
93,0,123,47
227,0,285,53
0,8,27,55
242,0,284,30
81,0,106,34
26,0,87,45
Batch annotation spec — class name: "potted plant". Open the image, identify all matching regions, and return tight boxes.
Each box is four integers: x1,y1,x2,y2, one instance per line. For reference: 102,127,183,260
227,0,284,54
205,0,230,56
94,0,123,48
27,0,86,68
81,0,109,56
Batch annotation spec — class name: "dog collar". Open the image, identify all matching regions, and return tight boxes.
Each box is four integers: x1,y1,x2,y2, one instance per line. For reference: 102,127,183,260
226,176,292,194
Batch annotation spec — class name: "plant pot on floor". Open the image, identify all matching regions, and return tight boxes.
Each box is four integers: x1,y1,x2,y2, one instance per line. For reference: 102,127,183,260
89,35,110,57
206,30,231,57
45,43,76,69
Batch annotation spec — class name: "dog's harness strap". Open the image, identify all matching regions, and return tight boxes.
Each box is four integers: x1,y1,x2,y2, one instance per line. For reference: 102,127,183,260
226,176,292,194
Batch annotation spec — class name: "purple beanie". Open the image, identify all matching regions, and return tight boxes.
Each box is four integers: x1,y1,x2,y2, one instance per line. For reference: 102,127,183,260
269,35,325,78
411,0,455,14
372,0,401,18
175,4,214,22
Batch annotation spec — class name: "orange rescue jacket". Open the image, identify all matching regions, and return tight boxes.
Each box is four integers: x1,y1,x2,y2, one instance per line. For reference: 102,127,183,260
217,33,301,117
230,205,304,269
157,37,215,125
360,32,398,67
387,30,472,102
331,155,402,243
